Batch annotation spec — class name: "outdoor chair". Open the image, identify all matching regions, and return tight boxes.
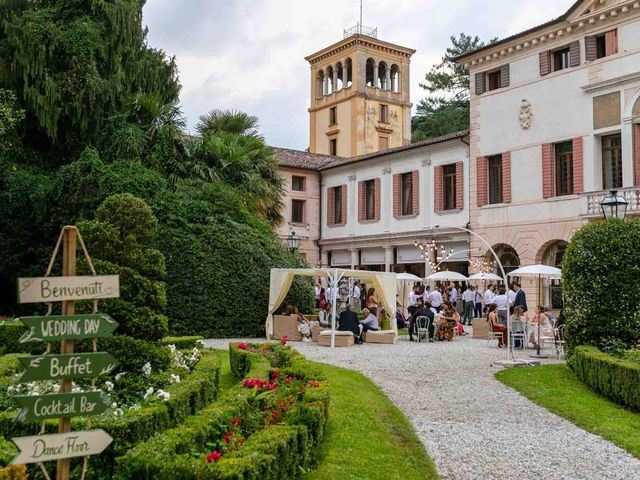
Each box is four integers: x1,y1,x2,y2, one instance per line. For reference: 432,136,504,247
415,315,431,343
487,322,503,347
510,320,526,350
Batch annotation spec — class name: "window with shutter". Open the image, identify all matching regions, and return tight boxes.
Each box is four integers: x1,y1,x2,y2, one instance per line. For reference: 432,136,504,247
477,157,487,207
500,64,510,88
585,35,598,62
605,29,618,56
569,41,580,67
539,51,551,76
475,72,486,95
502,152,512,204
333,186,343,224
553,47,571,72
364,180,376,220
401,172,413,216
542,144,553,199
488,154,503,204
602,134,623,190
487,70,502,91
443,164,457,210
554,141,574,196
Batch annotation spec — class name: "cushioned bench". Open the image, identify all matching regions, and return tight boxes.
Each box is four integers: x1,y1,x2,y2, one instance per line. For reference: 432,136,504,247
318,330,354,347
363,330,396,344
272,315,303,341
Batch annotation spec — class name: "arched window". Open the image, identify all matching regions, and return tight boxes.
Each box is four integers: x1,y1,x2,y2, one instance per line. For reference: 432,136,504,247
378,61,388,90
336,62,343,90
391,64,400,92
316,70,325,98
490,244,520,276
326,66,334,94
541,240,567,309
345,58,353,87
366,58,375,87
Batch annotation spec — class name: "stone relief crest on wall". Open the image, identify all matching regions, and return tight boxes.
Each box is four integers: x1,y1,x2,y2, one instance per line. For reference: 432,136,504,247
518,99,533,129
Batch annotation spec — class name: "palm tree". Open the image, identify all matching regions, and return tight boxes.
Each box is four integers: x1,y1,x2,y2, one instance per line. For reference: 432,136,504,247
191,110,285,226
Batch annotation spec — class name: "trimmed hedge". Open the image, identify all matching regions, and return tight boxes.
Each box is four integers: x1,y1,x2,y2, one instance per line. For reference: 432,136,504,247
162,336,204,349
114,343,329,480
0,351,220,479
570,346,640,411
0,322,43,356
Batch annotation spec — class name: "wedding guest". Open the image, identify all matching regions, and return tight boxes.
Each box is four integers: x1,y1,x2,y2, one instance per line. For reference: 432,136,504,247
318,303,333,328
487,304,507,348
367,288,379,316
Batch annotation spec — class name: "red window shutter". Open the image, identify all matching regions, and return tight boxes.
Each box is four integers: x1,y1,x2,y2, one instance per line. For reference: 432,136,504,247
358,181,365,222
455,162,464,210
434,166,443,212
605,29,618,56
573,137,584,194
502,152,512,203
539,51,551,76
411,170,420,216
340,185,347,225
542,144,553,198
374,177,381,220
477,156,487,207
634,124,640,186
327,187,335,225
585,35,597,62
569,41,581,67
393,174,401,218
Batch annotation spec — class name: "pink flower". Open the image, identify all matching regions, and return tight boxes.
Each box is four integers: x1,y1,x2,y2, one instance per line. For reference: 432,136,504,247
285,376,293,385
231,418,241,426
281,336,287,345
307,380,320,388
223,432,233,444
206,451,221,463
236,343,248,350
270,370,280,380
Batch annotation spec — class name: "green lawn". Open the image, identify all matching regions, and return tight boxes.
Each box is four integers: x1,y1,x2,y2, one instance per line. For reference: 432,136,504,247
302,364,438,480
496,364,640,459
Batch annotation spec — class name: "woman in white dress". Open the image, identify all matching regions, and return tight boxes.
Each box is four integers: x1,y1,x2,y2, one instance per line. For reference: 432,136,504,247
528,306,554,348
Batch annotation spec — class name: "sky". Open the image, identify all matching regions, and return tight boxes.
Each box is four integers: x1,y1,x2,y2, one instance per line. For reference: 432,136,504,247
143,0,571,150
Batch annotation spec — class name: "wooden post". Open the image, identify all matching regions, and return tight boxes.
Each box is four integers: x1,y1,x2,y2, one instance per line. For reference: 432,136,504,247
57,227,76,480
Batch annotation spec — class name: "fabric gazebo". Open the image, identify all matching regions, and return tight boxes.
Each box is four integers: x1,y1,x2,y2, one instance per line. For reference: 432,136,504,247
266,268,397,348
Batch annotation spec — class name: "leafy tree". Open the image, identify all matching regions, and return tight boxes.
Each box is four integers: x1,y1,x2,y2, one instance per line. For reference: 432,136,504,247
0,0,180,161
191,109,285,226
412,33,490,141
0,89,24,153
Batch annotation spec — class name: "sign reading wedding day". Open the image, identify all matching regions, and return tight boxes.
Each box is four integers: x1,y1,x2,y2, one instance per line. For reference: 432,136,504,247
17,275,120,303
18,314,119,343
12,430,113,465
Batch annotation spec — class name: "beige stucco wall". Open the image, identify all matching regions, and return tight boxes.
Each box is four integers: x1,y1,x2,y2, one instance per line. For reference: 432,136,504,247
276,167,321,266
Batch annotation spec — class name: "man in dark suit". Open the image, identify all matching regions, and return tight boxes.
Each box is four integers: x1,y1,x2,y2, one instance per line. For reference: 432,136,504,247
513,282,528,312
338,304,363,343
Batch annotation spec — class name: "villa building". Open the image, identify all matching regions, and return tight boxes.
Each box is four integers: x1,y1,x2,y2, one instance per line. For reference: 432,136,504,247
455,0,640,304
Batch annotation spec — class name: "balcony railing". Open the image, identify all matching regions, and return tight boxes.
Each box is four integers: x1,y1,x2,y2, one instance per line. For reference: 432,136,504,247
343,23,377,39
584,187,640,216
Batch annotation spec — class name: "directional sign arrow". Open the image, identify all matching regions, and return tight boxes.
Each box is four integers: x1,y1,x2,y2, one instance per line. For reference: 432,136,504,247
12,429,113,465
17,314,119,343
14,391,112,422
18,353,118,382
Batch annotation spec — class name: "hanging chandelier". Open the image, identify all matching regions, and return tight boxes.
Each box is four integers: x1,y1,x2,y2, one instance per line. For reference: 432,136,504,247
470,256,494,274
414,238,454,273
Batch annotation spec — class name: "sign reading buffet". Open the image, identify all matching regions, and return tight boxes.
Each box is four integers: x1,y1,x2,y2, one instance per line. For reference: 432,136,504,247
17,275,120,303
17,353,118,382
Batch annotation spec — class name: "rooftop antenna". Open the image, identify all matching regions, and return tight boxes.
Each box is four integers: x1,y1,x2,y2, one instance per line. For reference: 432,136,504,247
344,0,377,38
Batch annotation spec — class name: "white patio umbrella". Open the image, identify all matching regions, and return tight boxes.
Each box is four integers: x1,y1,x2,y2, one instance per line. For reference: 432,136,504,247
396,272,423,281
508,264,561,358
468,272,503,281
426,271,469,282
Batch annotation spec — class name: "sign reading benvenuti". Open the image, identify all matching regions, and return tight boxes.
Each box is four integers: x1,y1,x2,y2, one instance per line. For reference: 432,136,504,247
17,275,120,303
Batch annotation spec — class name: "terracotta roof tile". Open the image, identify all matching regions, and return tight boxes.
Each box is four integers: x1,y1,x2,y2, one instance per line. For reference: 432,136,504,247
272,147,336,170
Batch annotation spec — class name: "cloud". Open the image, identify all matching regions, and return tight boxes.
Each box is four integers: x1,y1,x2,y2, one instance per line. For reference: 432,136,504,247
143,0,573,149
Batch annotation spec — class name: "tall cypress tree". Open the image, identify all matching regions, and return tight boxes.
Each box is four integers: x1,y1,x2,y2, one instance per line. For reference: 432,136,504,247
0,0,180,162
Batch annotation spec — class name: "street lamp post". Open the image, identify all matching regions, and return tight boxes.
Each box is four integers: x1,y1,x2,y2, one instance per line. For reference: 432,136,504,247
286,230,301,252
600,190,628,220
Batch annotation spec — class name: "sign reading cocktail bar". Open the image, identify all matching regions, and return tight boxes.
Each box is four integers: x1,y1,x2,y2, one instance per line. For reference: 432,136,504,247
17,275,119,303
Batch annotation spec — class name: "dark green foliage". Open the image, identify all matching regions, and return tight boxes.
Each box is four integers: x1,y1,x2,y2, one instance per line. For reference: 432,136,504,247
161,336,204,349
0,322,43,355
156,181,312,338
0,89,24,152
114,344,329,480
563,219,640,350
97,335,172,374
78,193,168,342
412,33,489,140
0,0,179,158
570,346,640,411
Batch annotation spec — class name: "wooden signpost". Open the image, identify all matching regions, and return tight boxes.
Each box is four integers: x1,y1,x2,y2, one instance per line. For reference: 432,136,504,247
11,226,119,480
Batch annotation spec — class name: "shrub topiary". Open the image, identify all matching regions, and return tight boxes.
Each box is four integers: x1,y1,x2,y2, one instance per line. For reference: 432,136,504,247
563,219,640,350
78,193,168,342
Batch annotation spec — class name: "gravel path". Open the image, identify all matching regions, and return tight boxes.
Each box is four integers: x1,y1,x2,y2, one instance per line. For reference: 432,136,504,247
205,333,640,479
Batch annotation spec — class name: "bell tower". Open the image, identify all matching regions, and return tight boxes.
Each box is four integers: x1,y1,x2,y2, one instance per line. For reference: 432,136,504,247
305,25,415,157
